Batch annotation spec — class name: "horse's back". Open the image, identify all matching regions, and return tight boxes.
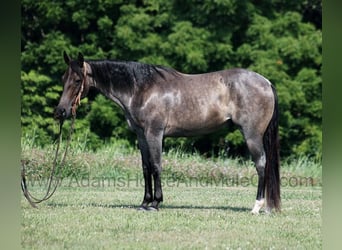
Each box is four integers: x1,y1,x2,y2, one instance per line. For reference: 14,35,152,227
132,67,275,137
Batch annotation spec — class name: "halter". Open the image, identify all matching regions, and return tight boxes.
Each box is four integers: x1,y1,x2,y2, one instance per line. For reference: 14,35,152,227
71,62,87,116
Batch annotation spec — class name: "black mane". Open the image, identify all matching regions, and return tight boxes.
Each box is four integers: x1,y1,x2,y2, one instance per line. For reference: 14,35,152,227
88,60,178,91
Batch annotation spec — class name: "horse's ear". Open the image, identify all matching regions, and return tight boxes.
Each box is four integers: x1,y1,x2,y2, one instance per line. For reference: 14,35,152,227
78,52,84,68
63,51,71,65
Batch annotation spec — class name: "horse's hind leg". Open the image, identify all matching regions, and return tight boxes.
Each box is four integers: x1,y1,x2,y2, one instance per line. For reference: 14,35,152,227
244,134,267,214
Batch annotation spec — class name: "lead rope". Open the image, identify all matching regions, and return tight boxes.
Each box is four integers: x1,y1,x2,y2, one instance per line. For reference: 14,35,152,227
21,117,75,207
21,65,86,208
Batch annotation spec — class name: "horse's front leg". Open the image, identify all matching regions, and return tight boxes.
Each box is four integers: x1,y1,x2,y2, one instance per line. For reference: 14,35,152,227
145,129,164,211
137,136,153,210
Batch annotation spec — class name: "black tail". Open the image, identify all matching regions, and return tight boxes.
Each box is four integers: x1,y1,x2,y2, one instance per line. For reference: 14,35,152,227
263,85,281,211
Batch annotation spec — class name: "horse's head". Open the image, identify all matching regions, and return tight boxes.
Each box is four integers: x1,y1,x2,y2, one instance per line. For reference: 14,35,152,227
54,51,91,122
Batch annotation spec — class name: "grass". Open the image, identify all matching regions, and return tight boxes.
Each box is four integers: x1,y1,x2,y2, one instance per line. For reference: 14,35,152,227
21,140,322,249
21,139,322,186
22,184,321,249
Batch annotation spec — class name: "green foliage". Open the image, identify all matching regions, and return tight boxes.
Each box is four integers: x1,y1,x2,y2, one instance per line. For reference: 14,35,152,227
21,0,321,159
21,70,59,144
235,11,322,159
87,95,135,144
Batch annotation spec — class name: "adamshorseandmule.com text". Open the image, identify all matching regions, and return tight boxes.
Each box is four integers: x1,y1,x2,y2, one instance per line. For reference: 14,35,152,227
26,172,319,189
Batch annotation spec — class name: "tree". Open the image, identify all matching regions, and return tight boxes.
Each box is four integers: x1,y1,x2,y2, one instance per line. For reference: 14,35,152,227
21,0,322,159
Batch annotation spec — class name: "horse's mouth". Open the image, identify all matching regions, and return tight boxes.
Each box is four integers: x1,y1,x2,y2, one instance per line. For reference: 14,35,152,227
54,106,69,122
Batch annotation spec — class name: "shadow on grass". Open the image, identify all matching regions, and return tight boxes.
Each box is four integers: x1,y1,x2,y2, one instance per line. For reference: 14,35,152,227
161,204,250,212
46,202,250,212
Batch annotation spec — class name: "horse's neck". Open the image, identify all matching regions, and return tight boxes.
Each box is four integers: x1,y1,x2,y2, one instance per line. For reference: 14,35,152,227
106,90,131,111
93,75,133,112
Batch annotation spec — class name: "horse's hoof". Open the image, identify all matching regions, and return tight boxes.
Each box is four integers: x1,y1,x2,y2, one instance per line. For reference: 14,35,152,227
251,199,264,215
251,210,260,215
137,206,148,211
146,206,159,212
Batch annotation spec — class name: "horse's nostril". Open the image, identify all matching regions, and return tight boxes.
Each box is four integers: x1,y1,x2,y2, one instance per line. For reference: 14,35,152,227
54,107,67,120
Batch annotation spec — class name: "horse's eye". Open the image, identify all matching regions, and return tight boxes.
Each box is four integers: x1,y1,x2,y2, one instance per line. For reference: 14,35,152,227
75,79,82,84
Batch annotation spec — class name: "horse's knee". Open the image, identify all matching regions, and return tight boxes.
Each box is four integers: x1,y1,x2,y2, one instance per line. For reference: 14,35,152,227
254,152,266,174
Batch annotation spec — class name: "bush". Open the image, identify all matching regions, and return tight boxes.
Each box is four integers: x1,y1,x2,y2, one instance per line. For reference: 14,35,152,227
21,0,321,159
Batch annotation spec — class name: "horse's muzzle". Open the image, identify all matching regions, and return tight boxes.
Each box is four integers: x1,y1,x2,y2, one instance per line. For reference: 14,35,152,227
54,106,68,121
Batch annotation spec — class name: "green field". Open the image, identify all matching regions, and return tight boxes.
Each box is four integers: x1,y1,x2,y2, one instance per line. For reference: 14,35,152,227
21,144,322,249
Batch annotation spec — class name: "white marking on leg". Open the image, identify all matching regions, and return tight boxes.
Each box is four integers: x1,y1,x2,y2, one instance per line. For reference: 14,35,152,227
251,199,265,215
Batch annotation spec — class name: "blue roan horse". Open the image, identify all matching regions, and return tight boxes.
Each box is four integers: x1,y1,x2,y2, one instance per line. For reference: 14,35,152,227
55,52,280,214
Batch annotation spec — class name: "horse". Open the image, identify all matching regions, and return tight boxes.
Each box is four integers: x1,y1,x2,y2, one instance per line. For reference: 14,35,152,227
55,51,280,214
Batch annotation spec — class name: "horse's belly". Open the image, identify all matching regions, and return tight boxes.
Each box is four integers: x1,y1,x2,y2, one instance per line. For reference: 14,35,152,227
164,110,230,137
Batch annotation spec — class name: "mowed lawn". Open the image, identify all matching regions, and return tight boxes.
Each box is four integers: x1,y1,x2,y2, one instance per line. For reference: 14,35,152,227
21,182,321,249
